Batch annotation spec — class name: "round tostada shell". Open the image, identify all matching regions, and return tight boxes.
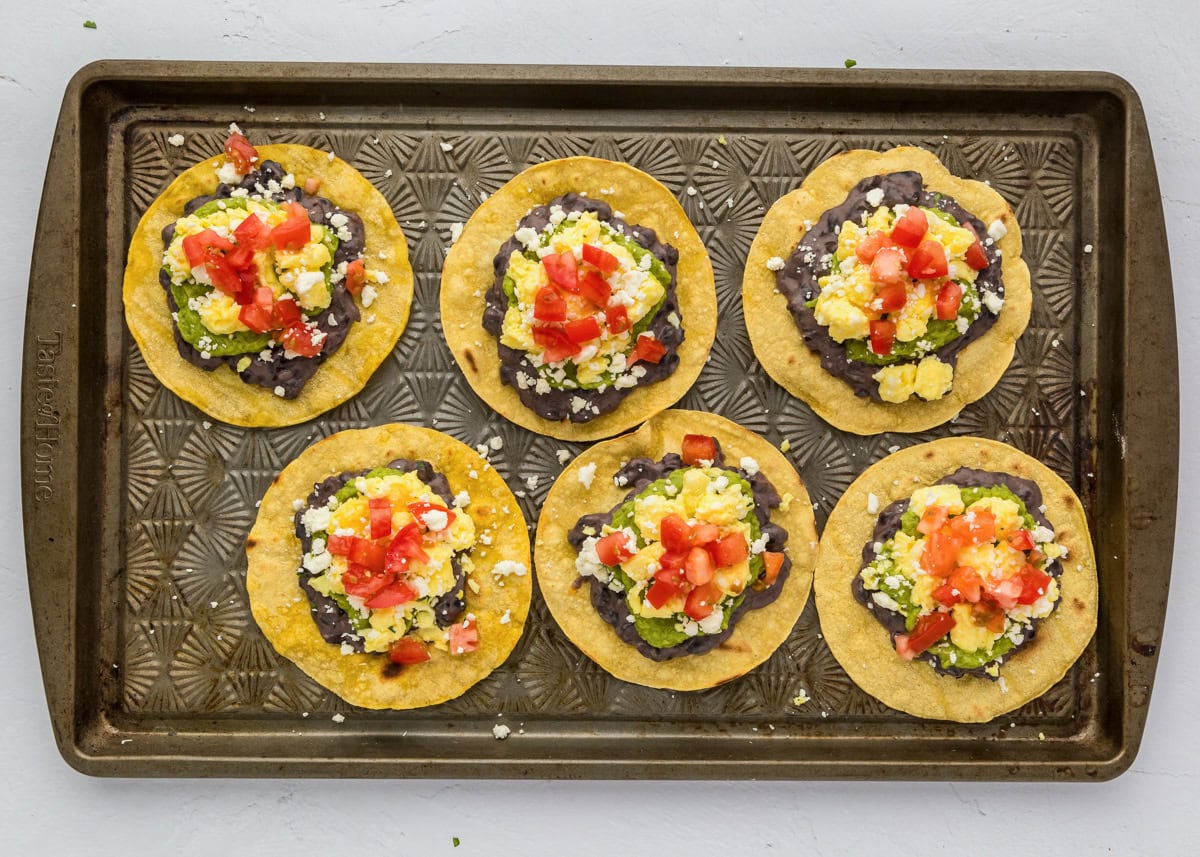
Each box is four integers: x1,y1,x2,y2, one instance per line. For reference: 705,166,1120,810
742,146,1031,435
441,156,716,441
814,437,1097,722
246,424,531,710
534,409,818,691
124,143,413,427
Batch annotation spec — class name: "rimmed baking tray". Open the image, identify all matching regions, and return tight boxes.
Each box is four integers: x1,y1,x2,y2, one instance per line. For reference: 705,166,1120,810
20,62,1176,779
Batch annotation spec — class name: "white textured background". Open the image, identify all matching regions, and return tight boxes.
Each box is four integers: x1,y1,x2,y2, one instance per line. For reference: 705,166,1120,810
3,2,1195,854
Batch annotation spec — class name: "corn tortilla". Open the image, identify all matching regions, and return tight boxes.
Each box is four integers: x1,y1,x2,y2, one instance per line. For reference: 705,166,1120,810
123,143,413,427
441,157,716,441
814,437,1097,722
246,424,531,710
743,146,1031,435
534,409,818,691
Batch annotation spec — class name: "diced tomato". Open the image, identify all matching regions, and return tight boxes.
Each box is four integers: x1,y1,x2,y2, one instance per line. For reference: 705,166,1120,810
708,532,749,568
388,638,431,665
645,578,680,610
1017,565,1053,605
365,580,417,609
326,533,356,556
542,252,579,292
1008,529,1036,552
681,434,718,466
689,523,720,547
224,244,256,272
948,565,983,603
986,576,1023,610
934,281,963,320
406,501,455,531
658,514,693,553
890,206,928,248
342,562,390,599
344,258,366,296
385,522,429,573
917,505,949,536
532,325,581,363
932,581,961,608
564,316,602,344
854,231,892,264
238,303,273,334
947,509,996,547
761,551,785,586
223,131,258,175
238,287,277,334
869,246,906,286
280,322,324,357
869,319,895,356
595,532,635,566
582,243,620,273
182,229,235,268
303,176,322,195
919,531,962,578
871,281,907,313
605,305,630,334
684,547,715,585
963,223,989,271
578,270,612,307
368,497,393,540
629,335,666,365
684,581,721,621
655,550,688,578
272,296,302,328
908,239,949,280
894,610,955,659
348,538,387,573
1028,548,1046,566
448,618,480,655
233,268,257,305
533,285,568,322
233,213,270,250
269,202,312,251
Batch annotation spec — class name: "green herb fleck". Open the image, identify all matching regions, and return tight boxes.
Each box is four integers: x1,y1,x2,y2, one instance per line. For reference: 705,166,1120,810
452,837,461,848
83,20,97,28
844,58,857,68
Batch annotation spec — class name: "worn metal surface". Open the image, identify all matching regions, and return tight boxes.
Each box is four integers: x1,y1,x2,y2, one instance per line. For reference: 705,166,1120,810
20,62,1176,778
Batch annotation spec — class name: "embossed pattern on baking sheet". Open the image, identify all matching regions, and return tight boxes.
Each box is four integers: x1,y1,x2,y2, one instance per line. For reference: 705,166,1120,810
120,127,1092,725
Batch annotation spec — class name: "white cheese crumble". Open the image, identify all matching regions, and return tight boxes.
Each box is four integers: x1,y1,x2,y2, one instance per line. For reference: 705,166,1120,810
866,492,880,514
739,456,760,476
420,509,450,532
360,285,378,308
216,161,241,184
492,560,527,578
331,713,346,724
556,449,571,466
765,256,786,272
440,141,455,152
987,218,1008,242
167,133,185,147
578,463,597,490
449,222,464,244
865,187,884,207
981,290,1005,315
273,385,286,397
492,724,511,740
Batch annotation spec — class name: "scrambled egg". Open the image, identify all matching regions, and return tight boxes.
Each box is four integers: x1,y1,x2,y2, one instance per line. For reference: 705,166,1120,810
966,496,1022,538
948,602,999,652
498,211,666,381
909,485,966,518
872,356,954,403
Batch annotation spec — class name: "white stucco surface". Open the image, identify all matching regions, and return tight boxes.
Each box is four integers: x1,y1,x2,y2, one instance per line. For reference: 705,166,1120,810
2,2,1195,853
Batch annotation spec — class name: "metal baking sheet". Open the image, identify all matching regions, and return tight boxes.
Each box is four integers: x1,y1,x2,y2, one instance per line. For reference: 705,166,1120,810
20,62,1176,779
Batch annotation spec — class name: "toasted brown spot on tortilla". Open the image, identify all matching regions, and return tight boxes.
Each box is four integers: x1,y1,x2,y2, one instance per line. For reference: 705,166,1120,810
464,348,477,374
381,662,404,680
